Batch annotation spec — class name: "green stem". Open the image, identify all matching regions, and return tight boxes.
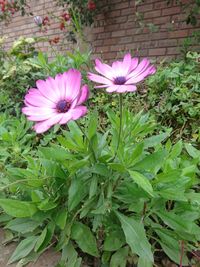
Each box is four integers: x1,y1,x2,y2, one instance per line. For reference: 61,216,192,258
0,177,50,191
76,121,97,162
114,94,123,159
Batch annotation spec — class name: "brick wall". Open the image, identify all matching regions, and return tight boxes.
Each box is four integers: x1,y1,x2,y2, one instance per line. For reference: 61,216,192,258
0,0,200,62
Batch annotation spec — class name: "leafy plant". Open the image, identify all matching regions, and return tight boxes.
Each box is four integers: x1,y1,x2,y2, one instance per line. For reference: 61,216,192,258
0,107,200,266
143,51,200,141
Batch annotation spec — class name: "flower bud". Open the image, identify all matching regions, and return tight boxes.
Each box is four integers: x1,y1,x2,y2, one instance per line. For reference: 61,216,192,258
34,15,43,26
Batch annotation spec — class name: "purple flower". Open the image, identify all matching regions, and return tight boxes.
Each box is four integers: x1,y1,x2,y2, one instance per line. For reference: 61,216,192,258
22,69,89,134
34,16,43,26
88,53,156,93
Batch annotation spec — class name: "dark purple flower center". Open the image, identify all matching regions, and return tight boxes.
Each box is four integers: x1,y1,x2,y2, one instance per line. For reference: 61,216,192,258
56,100,71,113
114,76,126,85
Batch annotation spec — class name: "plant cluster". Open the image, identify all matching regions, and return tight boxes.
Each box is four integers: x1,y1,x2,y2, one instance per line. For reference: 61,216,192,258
0,48,200,267
0,0,30,22
144,51,200,142
0,37,45,112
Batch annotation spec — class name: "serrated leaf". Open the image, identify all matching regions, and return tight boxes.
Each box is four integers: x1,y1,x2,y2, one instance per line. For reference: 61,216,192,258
0,199,37,218
115,212,153,262
110,247,129,267
71,222,99,257
129,170,154,197
5,218,40,234
55,209,68,230
8,236,38,264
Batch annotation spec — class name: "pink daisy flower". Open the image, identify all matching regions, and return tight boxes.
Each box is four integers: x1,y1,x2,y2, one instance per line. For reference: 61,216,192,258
22,69,89,134
88,53,156,93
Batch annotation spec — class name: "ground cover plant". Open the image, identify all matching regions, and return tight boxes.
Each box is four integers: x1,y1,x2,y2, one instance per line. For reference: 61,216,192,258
0,49,200,267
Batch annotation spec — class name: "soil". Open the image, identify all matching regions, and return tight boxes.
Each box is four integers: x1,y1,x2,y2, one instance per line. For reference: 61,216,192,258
0,229,60,267
1,228,199,267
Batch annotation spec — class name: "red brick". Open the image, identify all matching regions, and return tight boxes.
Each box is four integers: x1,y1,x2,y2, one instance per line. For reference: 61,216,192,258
137,4,153,12
159,39,178,47
162,6,181,16
96,46,110,53
111,30,126,38
0,0,198,63
169,30,188,38
121,8,133,16
149,48,166,56
154,1,168,9
110,44,125,51
153,16,170,25
144,10,161,19
167,47,180,55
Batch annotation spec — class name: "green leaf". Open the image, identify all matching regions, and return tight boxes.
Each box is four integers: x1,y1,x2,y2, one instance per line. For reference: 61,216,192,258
170,140,182,159
128,142,144,166
60,242,82,267
5,218,40,234
134,150,167,174
138,257,153,267
68,177,87,211
104,230,125,251
55,209,68,230
0,199,37,218
185,143,200,159
144,132,169,148
156,211,200,235
88,111,98,139
159,242,188,265
38,199,57,211
89,176,98,199
115,212,153,262
91,163,111,177
8,236,38,264
71,222,99,257
110,247,129,267
129,170,154,197
34,227,47,252
34,221,55,253
109,163,126,172
39,145,70,161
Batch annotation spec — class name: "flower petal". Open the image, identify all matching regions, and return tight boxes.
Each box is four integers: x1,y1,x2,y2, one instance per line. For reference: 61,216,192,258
111,61,125,77
25,90,56,108
116,85,137,93
36,78,61,103
122,53,132,75
63,69,82,101
126,65,155,84
95,59,114,80
22,106,56,121
70,106,87,120
129,57,139,72
88,72,112,86
106,85,120,93
59,112,73,124
33,114,63,133
76,85,90,106
22,106,55,116
55,73,67,100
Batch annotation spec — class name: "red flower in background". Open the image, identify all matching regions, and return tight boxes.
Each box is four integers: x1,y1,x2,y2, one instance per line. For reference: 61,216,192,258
49,37,60,45
61,12,70,22
59,12,70,31
42,16,50,26
87,0,96,11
